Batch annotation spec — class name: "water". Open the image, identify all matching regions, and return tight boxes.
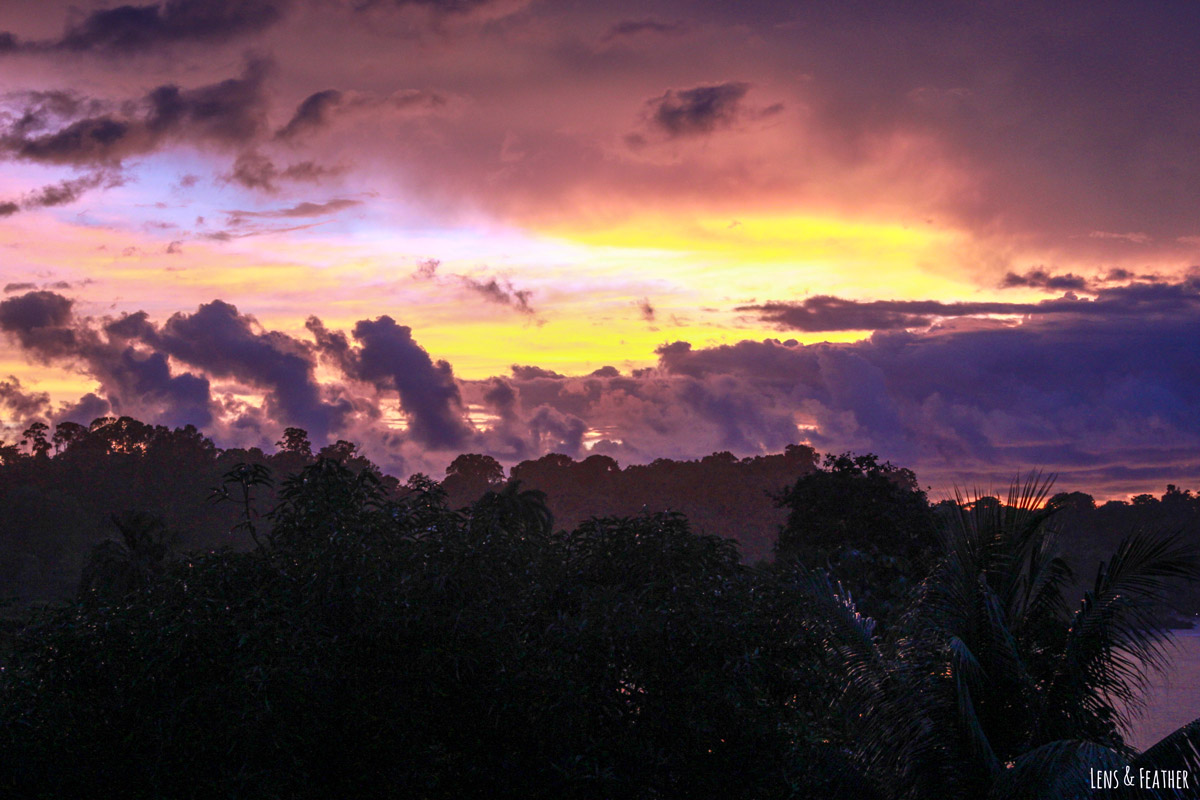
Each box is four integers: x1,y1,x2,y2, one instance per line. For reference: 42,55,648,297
1126,627,1200,751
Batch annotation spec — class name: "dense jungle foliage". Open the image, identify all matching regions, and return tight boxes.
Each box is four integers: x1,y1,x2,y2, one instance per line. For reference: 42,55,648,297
2,417,1200,797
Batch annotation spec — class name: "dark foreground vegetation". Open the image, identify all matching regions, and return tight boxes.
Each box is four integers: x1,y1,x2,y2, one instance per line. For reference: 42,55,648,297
2,417,1200,797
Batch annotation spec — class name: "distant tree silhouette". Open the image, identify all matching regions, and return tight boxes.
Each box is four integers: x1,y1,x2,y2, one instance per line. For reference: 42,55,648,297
50,421,87,455
775,452,935,619
444,453,504,504
20,421,50,459
319,438,359,463
276,426,313,456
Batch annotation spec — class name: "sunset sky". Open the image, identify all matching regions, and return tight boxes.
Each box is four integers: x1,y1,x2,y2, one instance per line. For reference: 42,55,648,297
1,0,1198,496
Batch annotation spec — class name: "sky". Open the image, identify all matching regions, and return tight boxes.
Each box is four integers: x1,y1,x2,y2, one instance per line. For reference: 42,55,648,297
0,0,1198,498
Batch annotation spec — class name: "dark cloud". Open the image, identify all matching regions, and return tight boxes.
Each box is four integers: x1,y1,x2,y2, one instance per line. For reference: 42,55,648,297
450,274,1200,495
3,60,269,167
229,198,362,220
3,283,36,293
151,300,348,440
226,150,342,191
145,59,271,142
1001,268,1090,291
278,160,341,182
528,404,587,457
1,285,1192,495
742,280,1200,332
0,375,50,420
1,0,288,55
274,87,447,141
643,303,1200,493
0,170,122,216
275,89,344,140
107,348,214,428
0,291,216,428
600,18,685,43
227,150,278,190
638,297,655,321
322,315,470,449
28,171,121,208
482,377,517,419
353,0,521,16
511,364,563,380
0,291,78,357
458,275,534,315
411,258,440,280
58,392,111,425
644,82,750,138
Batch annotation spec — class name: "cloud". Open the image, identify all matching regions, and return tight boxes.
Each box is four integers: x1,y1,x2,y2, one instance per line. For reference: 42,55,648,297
1088,230,1151,245
0,291,78,357
229,198,361,219
2,59,270,167
1000,268,1089,291
149,300,350,440
0,292,357,437
638,297,655,322
0,375,50,420
600,18,685,44
458,275,535,315
407,260,537,316
527,404,587,456
0,0,289,55
642,82,750,139
225,150,341,192
411,258,440,280
275,89,344,140
350,0,530,19
58,392,111,425
0,170,123,217
275,88,448,141
742,280,1200,332
511,364,563,380
310,314,471,449
0,291,217,428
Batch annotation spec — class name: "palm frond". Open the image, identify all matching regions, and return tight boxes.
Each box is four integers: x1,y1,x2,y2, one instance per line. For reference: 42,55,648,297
988,739,1122,800
1129,717,1200,798
1047,532,1200,736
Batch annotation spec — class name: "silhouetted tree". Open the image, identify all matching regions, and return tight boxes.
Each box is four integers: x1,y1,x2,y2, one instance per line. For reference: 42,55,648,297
20,422,50,459
276,426,313,457
443,453,504,504
51,421,87,455
775,452,935,620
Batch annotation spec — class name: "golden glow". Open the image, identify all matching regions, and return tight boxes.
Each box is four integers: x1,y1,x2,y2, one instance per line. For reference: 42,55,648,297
557,214,953,261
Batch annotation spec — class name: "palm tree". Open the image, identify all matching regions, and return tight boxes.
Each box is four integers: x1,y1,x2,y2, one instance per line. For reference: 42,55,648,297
77,511,171,602
804,476,1200,799
469,479,554,539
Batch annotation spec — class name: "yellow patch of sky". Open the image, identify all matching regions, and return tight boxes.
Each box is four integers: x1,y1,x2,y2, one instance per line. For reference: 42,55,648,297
541,212,980,302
